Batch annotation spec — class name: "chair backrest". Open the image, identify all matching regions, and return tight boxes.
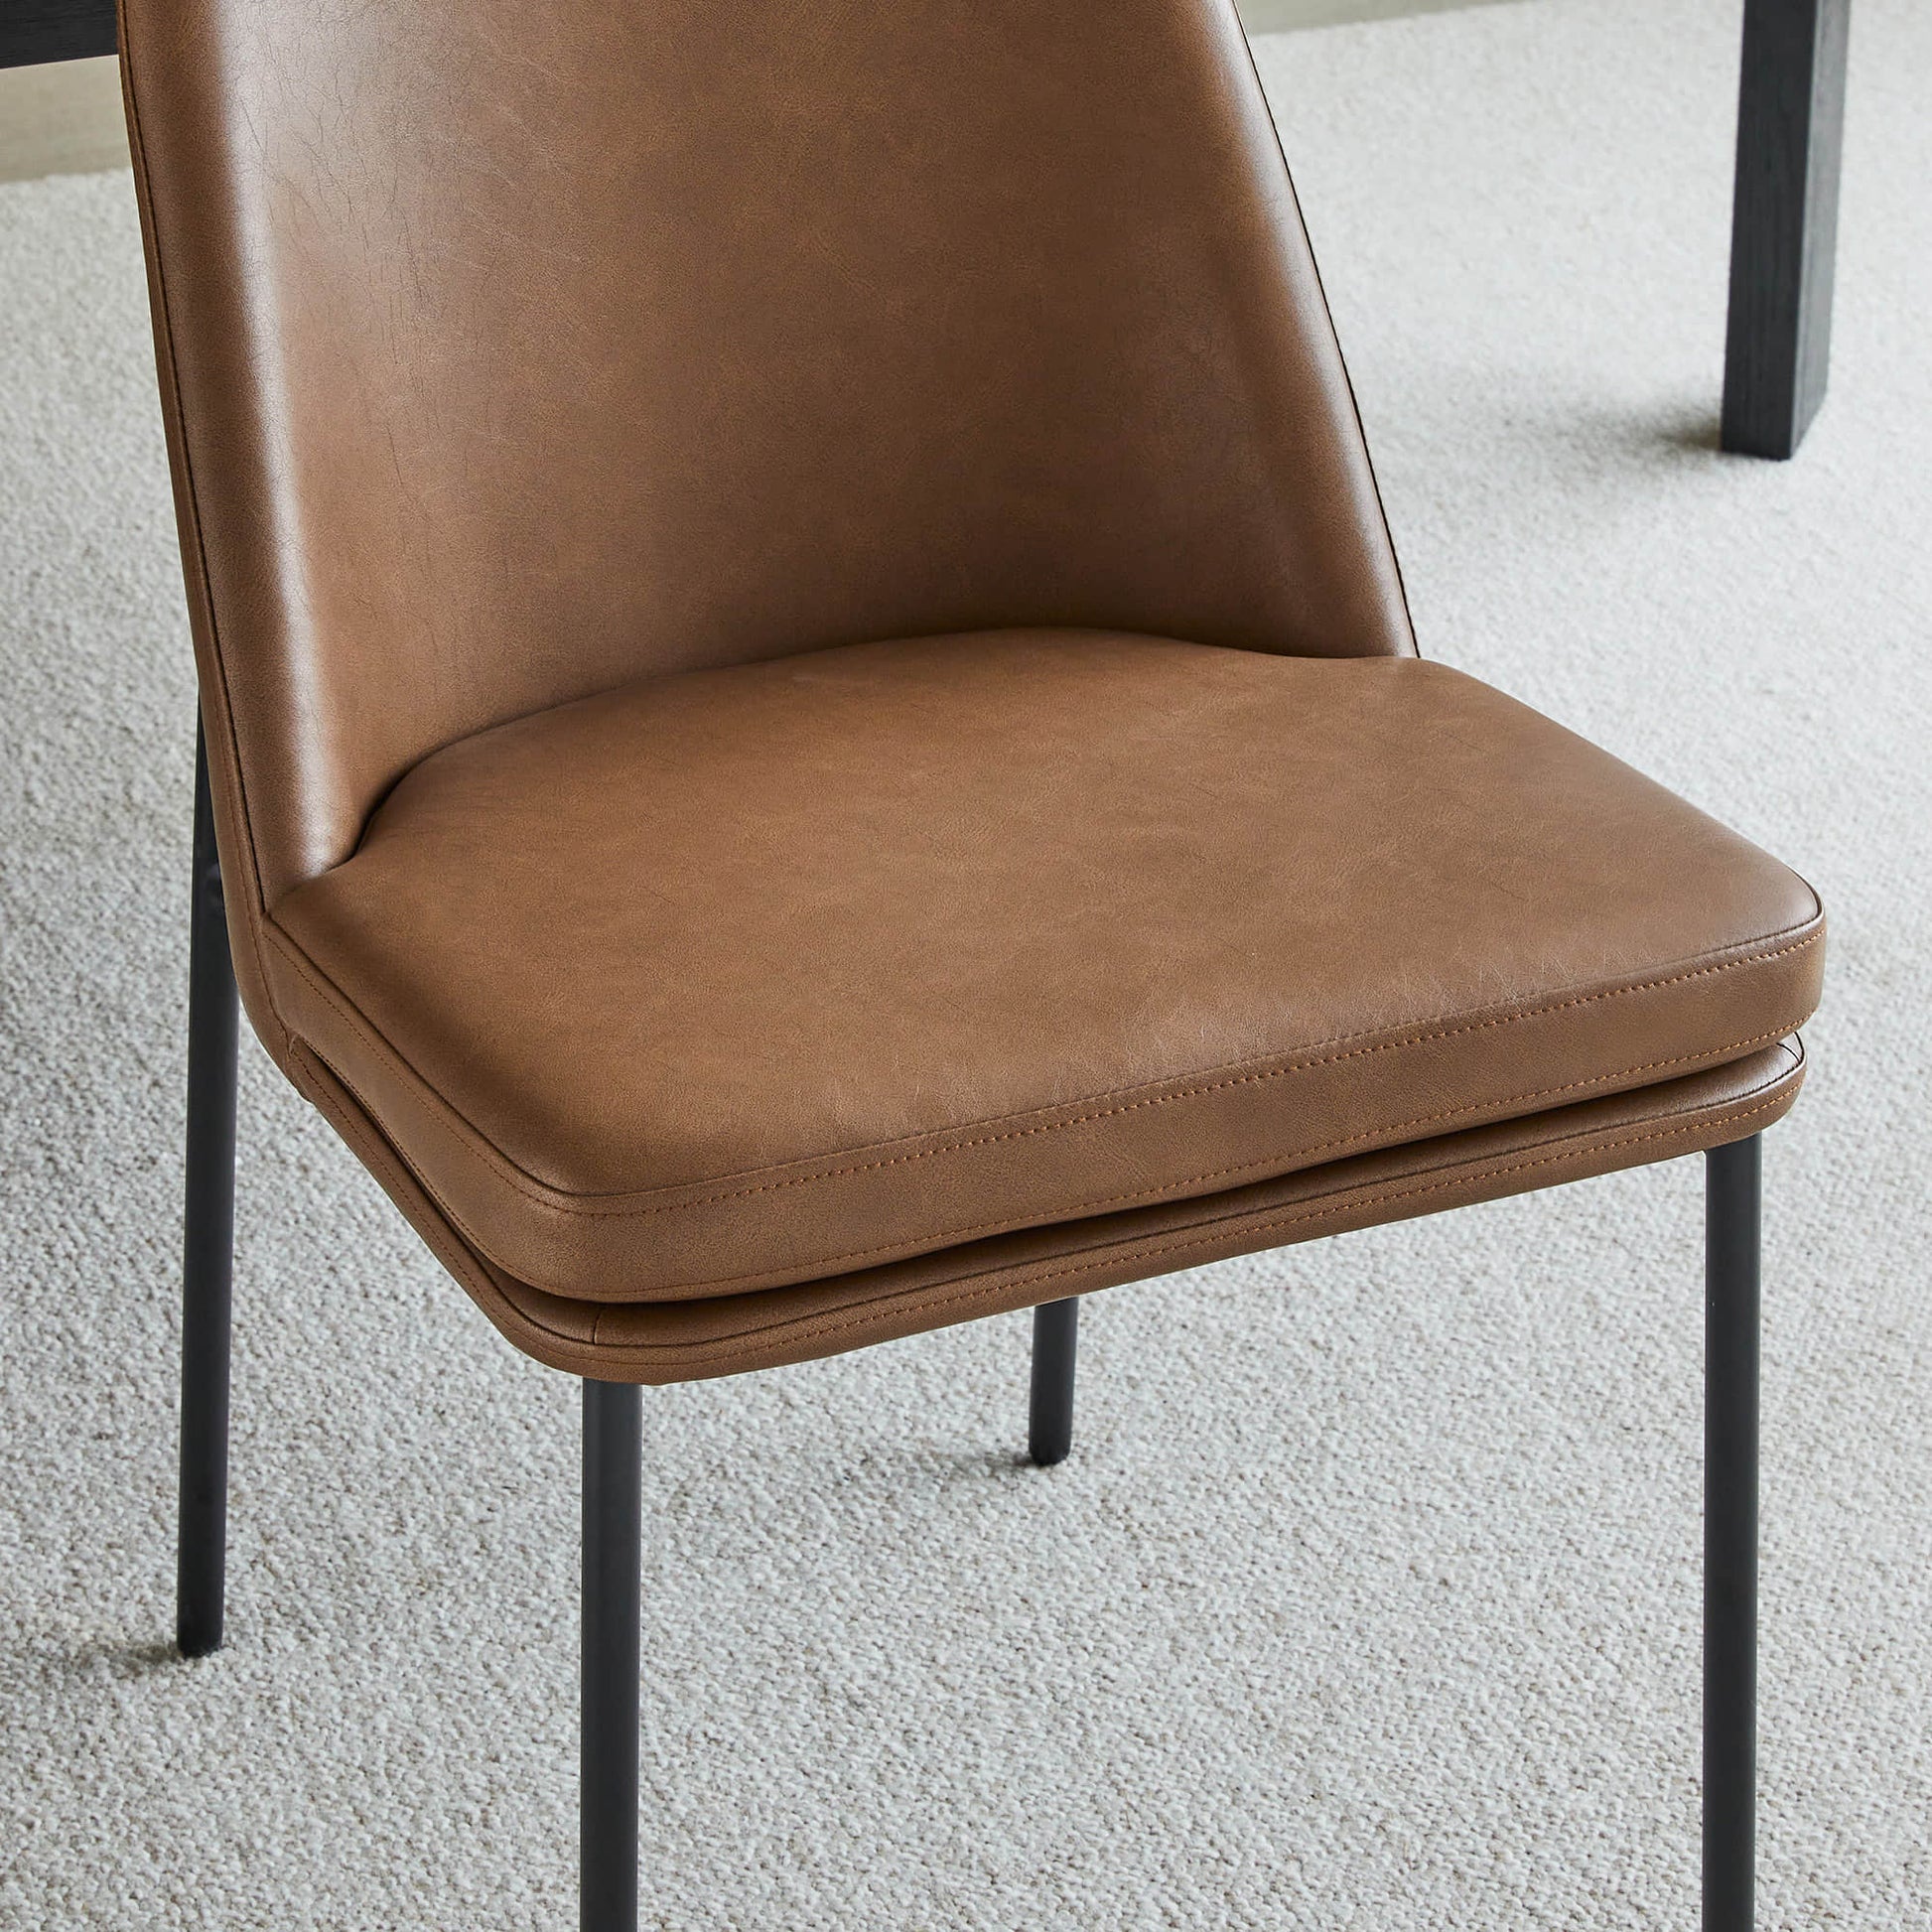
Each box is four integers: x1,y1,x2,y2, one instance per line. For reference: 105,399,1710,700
121,0,1413,908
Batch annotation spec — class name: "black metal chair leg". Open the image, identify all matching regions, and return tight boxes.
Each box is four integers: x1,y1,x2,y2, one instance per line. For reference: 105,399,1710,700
1029,1298,1079,1467
1704,1133,1761,1932
583,1379,643,1932
177,719,239,1659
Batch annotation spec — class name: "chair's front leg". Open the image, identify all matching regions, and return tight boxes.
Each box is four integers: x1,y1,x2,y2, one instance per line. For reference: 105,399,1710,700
583,1379,643,1932
1704,1133,1761,1931
1029,1298,1080,1467
177,719,239,1658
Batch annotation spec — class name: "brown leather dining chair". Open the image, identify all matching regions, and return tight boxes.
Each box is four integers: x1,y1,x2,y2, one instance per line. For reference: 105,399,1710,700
115,0,1824,1924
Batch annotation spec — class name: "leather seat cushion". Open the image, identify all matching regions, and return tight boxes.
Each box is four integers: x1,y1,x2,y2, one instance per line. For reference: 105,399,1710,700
292,1037,1805,1385
266,631,1824,1304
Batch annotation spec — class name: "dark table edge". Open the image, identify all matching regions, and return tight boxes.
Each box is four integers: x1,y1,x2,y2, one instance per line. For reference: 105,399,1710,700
2,1,117,69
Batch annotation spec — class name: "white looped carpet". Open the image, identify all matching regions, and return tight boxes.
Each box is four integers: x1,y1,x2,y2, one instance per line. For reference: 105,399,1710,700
2,1,1927,1924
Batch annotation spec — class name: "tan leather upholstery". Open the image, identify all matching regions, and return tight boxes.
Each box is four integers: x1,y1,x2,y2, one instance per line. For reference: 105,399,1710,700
269,634,1820,1305
118,0,1822,1381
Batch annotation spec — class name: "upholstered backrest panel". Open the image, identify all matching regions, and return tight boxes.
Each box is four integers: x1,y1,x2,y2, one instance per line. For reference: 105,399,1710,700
122,0,1413,901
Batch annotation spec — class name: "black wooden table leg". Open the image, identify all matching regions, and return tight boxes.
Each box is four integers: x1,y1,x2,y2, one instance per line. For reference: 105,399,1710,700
1722,0,1851,459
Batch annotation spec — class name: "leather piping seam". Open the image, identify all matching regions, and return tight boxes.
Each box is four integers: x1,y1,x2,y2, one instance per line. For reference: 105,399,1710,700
1229,5,1419,660
308,1008,1803,1305
554,1019,1809,1294
118,16,293,1064
302,1036,1793,1360
587,1077,1800,1359
262,914,1819,1228
301,1046,547,1293
643,1021,1812,1287
287,1046,599,1359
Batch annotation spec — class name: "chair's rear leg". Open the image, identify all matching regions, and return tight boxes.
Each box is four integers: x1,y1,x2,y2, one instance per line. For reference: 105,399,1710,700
582,1379,643,1932
1029,1298,1080,1467
1704,1133,1761,1932
177,720,239,1659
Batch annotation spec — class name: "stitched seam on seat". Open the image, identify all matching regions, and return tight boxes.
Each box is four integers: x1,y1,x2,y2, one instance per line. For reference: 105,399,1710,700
310,1017,1808,1311
281,914,1825,1197
290,1046,617,1359
311,1013,1804,1313
594,1020,1811,1293
587,1047,1802,1354
665,1090,1795,1363
263,913,1820,1224
290,1046,504,1301
301,1044,557,1290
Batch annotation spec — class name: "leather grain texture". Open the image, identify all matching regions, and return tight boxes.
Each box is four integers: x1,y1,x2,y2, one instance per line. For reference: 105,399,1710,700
269,634,1822,1303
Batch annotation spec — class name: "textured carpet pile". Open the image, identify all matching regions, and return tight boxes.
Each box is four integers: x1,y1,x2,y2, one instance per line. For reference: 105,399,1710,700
2,2,1927,1925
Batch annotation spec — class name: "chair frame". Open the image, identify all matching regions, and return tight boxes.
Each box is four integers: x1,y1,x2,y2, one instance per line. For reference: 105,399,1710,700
173,726,1765,1932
